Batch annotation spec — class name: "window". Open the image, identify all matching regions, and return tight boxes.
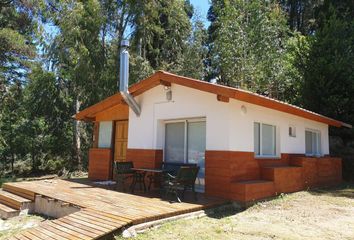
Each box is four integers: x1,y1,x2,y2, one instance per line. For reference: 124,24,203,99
98,121,113,148
254,122,277,157
305,130,321,156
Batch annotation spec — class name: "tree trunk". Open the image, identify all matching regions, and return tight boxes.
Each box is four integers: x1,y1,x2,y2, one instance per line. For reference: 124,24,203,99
74,98,82,171
11,153,15,174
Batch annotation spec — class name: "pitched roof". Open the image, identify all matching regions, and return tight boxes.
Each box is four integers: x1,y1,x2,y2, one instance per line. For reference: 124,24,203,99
75,71,351,128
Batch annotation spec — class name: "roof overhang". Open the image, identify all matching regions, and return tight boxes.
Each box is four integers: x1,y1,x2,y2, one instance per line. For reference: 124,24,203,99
74,71,351,128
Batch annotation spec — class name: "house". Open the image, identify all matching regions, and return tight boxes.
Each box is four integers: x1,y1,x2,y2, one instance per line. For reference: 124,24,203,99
75,42,350,203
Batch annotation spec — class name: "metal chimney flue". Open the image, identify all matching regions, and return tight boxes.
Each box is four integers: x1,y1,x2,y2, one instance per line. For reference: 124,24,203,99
119,40,141,116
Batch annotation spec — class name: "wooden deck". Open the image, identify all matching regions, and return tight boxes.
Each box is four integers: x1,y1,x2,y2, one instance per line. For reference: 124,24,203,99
3,178,226,240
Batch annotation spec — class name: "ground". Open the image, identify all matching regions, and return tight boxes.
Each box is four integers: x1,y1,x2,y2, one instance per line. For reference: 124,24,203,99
116,184,354,240
0,215,45,240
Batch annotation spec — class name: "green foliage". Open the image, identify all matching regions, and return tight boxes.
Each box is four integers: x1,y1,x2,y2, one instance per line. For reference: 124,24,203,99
279,0,324,35
301,0,354,180
302,2,354,123
0,0,36,83
131,0,193,74
207,0,292,99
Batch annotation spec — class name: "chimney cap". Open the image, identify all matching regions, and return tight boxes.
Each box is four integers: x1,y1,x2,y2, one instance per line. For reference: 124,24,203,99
121,40,129,47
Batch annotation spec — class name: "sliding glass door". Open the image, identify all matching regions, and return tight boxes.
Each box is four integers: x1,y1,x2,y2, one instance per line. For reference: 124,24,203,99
165,122,185,163
164,119,206,192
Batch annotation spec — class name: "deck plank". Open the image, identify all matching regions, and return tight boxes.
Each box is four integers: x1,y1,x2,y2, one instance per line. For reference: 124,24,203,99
76,210,127,226
34,226,68,240
46,221,90,240
53,220,97,239
58,218,103,237
6,179,226,240
21,231,43,240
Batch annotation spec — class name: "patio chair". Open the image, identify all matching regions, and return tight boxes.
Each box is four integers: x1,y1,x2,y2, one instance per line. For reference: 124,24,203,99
147,162,197,190
114,161,135,191
163,166,200,203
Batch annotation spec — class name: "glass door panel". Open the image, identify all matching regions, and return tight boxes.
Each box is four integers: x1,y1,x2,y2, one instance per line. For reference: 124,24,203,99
165,122,185,163
187,121,206,192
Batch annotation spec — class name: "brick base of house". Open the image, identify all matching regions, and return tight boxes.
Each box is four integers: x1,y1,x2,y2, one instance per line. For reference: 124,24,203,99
88,148,342,203
205,150,342,203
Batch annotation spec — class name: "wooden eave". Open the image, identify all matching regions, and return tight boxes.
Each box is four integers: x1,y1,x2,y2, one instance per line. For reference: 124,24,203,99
74,71,350,128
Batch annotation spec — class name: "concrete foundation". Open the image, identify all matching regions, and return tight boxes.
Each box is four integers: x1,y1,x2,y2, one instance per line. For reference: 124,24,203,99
34,195,80,218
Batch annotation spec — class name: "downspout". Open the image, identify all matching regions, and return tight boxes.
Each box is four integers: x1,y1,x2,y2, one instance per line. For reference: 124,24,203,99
119,40,141,116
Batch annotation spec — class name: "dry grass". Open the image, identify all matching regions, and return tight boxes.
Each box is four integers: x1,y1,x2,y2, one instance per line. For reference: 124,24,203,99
116,184,354,240
0,215,45,240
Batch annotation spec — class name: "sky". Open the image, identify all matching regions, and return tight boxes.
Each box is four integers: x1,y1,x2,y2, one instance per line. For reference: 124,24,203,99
190,0,211,27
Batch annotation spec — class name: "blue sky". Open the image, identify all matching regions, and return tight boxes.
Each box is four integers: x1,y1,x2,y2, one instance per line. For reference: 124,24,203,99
190,0,211,26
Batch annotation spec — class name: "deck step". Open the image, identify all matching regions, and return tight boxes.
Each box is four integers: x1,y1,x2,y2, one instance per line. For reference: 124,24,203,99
2,183,36,201
0,188,33,210
261,165,303,193
231,180,276,202
0,202,20,219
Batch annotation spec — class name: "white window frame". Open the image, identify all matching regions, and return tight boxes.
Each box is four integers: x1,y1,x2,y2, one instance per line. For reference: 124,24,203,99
305,128,322,157
163,117,206,163
254,122,278,158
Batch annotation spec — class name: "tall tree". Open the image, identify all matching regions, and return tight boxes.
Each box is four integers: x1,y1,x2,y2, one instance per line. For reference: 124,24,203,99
302,0,354,124
0,0,36,173
130,0,192,74
279,0,323,35
207,0,291,99
176,15,207,80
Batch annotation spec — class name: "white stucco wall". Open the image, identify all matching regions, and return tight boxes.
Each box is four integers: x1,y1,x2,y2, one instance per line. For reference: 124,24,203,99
127,84,329,155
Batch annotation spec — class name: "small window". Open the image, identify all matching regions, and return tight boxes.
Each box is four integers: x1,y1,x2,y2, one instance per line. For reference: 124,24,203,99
289,125,296,137
98,121,113,148
254,122,277,157
305,129,321,156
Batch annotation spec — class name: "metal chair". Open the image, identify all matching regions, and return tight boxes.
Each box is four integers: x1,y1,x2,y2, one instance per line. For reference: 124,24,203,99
114,161,135,191
163,166,200,202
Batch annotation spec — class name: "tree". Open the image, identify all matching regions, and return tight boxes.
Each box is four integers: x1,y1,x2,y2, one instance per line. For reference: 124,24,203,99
176,15,208,80
0,0,36,173
130,0,192,75
0,81,26,173
278,0,323,35
207,0,291,99
0,0,36,84
302,1,354,123
24,67,73,170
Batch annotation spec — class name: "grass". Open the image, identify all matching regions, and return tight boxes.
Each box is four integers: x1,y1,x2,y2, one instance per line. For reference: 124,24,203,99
0,215,46,240
0,177,17,188
115,183,354,240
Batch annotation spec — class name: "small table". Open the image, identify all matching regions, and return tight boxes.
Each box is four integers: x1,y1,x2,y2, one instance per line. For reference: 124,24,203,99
131,168,169,192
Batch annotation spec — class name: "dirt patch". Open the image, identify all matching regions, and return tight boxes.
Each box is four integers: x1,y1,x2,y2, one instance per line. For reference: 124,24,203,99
116,185,354,240
0,215,45,239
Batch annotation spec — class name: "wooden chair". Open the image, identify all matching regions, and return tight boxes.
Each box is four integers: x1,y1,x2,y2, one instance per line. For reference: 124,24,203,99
114,161,135,191
163,166,200,202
